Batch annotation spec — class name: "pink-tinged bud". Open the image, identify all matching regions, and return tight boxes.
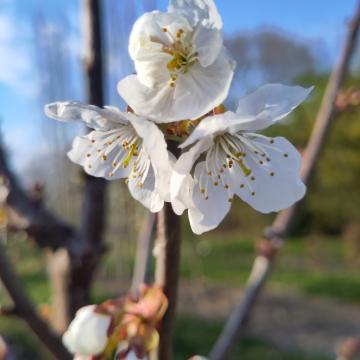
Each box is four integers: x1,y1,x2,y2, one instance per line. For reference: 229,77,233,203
189,356,208,360
62,305,111,357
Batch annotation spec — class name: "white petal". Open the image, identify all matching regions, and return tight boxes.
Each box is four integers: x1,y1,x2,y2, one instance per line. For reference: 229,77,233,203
134,51,172,88
118,49,235,123
45,102,127,131
180,112,240,149
63,305,111,356
236,84,313,125
128,114,173,201
192,25,222,67
168,0,223,29
129,12,191,60
129,12,193,88
188,161,232,235
67,134,131,180
128,165,164,213
228,136,306,213
171,138,212,215
174,48,235,119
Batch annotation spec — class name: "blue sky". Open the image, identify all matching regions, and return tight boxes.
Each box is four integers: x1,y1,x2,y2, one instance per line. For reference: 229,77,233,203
0,0,358,173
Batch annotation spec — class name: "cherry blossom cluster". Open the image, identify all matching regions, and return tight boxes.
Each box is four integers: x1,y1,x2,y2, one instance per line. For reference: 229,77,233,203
45,0,312,235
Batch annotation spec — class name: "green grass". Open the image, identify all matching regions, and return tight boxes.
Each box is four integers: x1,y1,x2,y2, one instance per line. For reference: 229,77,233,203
181,232,360,303
174,316,329,360
0,232,358,358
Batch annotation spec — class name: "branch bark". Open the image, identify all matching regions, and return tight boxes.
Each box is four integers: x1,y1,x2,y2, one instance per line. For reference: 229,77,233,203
0,241,71,360
209,3,360,359
155,142,181,360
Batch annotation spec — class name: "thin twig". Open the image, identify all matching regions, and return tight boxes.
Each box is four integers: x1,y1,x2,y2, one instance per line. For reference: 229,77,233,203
209,2,360,359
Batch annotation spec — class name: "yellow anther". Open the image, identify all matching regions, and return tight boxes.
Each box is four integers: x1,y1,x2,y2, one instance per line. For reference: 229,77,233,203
270,172,275,177
200,188,206,194
224,184,229,189
102,155,107,161
86,153,91,158
240,184,245,189
214,182,219,186
228,198,233,203
213,104,226,115
162,27,168,32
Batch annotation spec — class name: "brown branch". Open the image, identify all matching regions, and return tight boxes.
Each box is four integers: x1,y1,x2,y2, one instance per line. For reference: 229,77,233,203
155,143,181,360
0,241,71,360
0,141,76,251
209,3,360,359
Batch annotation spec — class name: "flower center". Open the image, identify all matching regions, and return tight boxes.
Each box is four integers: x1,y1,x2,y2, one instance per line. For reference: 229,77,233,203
162,27,198,87
87,126,151,187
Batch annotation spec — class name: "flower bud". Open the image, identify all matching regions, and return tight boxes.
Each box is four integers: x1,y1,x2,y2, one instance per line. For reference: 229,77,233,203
63,305,111,357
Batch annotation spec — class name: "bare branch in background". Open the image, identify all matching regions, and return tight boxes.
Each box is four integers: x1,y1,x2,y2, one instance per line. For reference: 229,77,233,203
209,2,360,359
0,240,71,360
0,140,76,251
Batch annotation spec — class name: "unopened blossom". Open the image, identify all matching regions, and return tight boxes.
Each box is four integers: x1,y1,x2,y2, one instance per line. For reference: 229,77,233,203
118,0,235,122
62,305,111,357
45,102,173,213
115,285,168,359
171,84,313,234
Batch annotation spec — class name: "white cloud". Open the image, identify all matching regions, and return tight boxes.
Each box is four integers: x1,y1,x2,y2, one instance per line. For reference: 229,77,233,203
0,13,36,96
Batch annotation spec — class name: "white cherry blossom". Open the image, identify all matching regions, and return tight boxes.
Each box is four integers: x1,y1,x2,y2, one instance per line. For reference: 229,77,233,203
45,102,173,213
171,84,313,234
118,0,235,123
62,305,111,357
